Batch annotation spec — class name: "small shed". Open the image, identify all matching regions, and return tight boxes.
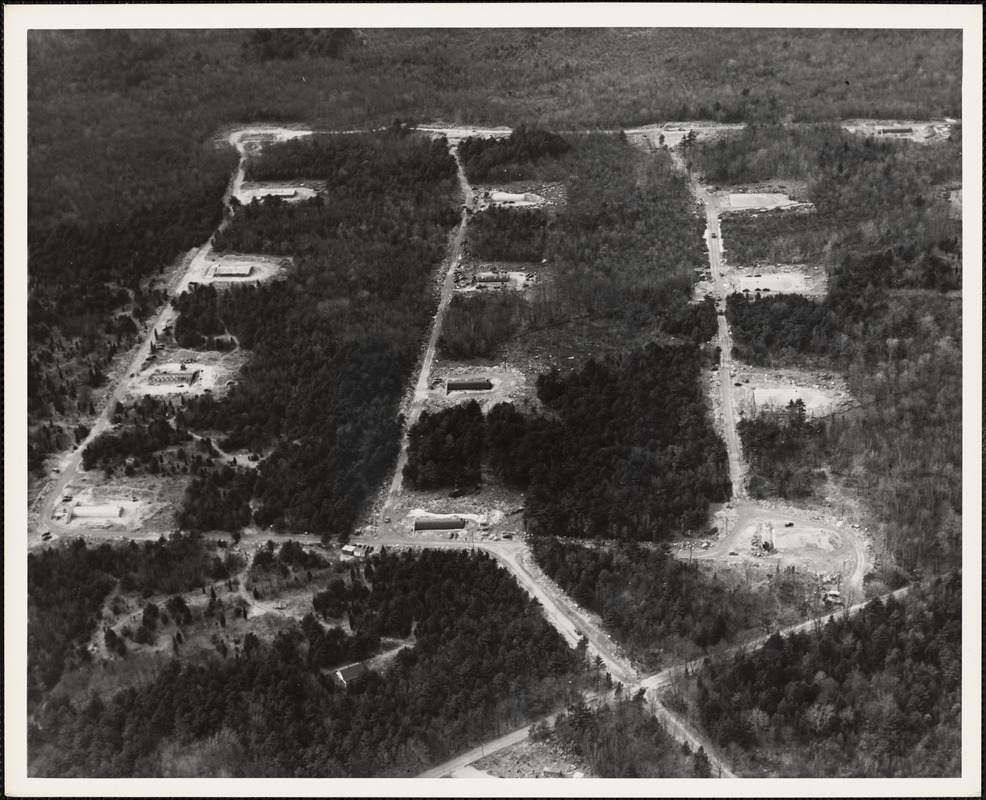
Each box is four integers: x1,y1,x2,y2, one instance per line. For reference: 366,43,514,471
414,516,466,531
335,662,370,687
447,378,493,393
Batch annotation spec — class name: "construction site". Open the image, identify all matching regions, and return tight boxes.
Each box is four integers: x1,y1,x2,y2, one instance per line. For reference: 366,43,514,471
233,182,320,205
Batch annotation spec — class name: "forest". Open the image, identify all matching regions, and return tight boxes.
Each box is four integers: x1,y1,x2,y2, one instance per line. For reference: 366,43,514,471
531,537,814,670
170,284,233,350
403,400,484,490
547,693,705,777
170,133,460,536
700,124,964,573
682,574,961,777
497,343,727,539
26,28,961,476
27,533,233,705
405,342,727,538
439,291,526,360
29,548,589,778
465,206,548,263
738,400,828,500
726,246,961,571
458,125,571,183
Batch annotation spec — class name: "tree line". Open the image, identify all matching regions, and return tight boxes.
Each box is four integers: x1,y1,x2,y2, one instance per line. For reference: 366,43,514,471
459,125,571,183
403,400,484,490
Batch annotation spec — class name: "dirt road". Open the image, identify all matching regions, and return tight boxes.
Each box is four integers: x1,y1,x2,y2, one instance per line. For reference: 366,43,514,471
34,128,298,546
671,152,869,598
379,142,473,530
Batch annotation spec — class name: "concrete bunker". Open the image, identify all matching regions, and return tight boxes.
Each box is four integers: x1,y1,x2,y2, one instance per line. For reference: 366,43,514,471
414,516,466,531
447,378,493,394
70,504,124,520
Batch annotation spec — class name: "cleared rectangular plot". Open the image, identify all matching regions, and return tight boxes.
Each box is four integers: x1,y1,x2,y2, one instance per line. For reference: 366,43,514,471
736,273,809,294
727,193,799,211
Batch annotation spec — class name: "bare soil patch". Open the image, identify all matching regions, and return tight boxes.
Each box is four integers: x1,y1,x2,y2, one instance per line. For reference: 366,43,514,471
128,346,248,402
729,366,852,418
695,498,871,605
234,181,322,205
726,193,804,211
625,122,746,151
472,181,566,211
175,250,289,294
472,739,593,779
454,259,540,292
841,119,954,144
423,364,534,413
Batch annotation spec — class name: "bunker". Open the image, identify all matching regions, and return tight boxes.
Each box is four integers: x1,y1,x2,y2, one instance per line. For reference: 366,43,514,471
71,505,124,519
447,378,493,393
213,264,254,278
148,370,200,386
414,516,466,531
476,272,509,283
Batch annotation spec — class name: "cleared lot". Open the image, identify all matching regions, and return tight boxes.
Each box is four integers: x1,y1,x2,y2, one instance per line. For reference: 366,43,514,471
726,193,801,211
175,252,288,294
234,182,320,205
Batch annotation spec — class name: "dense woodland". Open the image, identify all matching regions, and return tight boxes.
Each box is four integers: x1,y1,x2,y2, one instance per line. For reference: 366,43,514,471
24,27,968,781
726,247,961,571
548,694,703,777
27,29,962,473
170,133,460,536
439,291,527,359
465,206,548,263
27,534,231,705
739,400,828,500
683,574,961,777
403,400,484,490
501,343,728,538
407,343,727,537
30,549,588,777
532,537,814,670
170,284,233,349
459,125,571,183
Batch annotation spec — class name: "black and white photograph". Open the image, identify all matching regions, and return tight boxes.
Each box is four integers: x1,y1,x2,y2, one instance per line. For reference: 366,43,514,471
4,4,981,797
